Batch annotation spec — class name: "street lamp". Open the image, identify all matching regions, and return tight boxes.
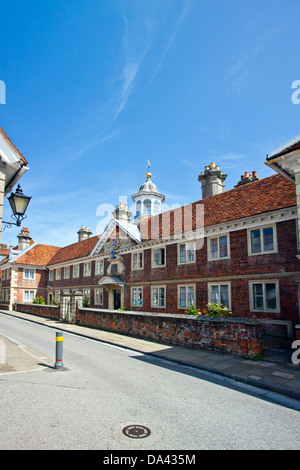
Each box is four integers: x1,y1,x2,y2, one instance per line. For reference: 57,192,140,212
2,184,31,230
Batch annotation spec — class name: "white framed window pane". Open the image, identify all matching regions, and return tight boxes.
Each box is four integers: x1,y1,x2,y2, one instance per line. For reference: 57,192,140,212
154,249,159,265
132,254,137,269
220,285,229,308
138,288,143,305
180,245,186,263
187,286,194,306
154,248,165,266
253,283,264,310
187,243,195,262
132,288,137,305
210,238,218,259
211,285,219,303
265,283,277,310
219,236,228,258
180,287,186,307
138,253,143,269
152,287,158,306
251,230,262,253
263,227,274,252
159,288,165,307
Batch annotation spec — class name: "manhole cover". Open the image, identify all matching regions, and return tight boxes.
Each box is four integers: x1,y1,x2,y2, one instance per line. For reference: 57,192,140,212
122,425,151,439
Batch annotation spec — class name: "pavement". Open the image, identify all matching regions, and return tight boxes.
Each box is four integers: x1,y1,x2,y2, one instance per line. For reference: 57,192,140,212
1,309,300,411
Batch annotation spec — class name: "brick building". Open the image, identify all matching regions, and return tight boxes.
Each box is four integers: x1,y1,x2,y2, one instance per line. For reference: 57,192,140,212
1,136,300,338
0,228,60,309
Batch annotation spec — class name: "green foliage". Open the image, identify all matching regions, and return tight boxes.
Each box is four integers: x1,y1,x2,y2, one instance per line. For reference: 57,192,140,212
82,297,90,308
206,302,232,317
185,302,233,317
185,304,202,315
33,296,45,305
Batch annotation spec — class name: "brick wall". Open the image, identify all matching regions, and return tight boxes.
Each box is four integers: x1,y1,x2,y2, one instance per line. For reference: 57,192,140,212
15,302,60,320
46,219,300,330
76,307,262,358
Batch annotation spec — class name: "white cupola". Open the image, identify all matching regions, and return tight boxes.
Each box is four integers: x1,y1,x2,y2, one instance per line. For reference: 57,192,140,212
131,166,165,224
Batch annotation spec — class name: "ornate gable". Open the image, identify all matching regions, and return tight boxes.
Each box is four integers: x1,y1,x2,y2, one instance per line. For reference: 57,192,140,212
91,218,140,257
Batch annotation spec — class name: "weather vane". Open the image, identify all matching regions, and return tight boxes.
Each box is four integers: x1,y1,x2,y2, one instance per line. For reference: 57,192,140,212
146,160,151,172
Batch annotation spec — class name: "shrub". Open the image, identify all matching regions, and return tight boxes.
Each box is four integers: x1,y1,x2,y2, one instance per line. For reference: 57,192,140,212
205,302,232,317
33,296,45,305
82,297,90,308
185,304,202,315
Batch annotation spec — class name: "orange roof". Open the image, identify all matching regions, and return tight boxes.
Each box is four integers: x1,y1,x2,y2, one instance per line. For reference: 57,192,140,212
139,174,296,240
13,244,61,266
0,127,28,165
47,236,99,266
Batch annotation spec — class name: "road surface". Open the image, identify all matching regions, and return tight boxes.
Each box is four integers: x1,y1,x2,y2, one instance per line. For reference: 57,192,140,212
0,313,299,450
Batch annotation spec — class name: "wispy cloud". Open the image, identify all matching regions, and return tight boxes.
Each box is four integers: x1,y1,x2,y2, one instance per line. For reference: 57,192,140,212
150,0,195,83
114,0,195,119
55,1,195,163
228,28,280,95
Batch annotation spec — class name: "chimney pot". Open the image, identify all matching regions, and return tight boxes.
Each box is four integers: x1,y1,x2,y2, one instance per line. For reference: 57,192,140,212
198,163,227,199
77,226,92,242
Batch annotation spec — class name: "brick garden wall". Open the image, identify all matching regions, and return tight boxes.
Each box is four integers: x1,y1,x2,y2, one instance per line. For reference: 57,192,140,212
15,302,60,320
76,307,262,358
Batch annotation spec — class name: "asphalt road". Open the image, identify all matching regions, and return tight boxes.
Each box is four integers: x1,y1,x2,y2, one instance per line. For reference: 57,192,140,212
0,313,299,451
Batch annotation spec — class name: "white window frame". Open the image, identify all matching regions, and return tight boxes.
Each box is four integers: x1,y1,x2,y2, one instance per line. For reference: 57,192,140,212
73,264,79,278
177,284,196,309
208,282,231,310
95,288,103,305
83,288,90,301
23,268,35,280
55,290,61,302
95,260,104,275
23,290,35,302
152,247,166,268
247,224,277,256
151,285,166,308
178,241,196,265
131,251,144,270
83,262,91,277
207,234,230,261
249,280,280,313
49,270,54,281
56,268,61,280
64,266,70,279
131,287,143,307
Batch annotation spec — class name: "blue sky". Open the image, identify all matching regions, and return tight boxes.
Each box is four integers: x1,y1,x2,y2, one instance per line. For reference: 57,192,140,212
0,0,299,248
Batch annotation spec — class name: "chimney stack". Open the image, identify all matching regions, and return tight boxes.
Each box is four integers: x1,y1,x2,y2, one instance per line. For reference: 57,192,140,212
235,171,259,188
198,162,227,199
112,200,132,223
17,227,32,251
77,226,92,242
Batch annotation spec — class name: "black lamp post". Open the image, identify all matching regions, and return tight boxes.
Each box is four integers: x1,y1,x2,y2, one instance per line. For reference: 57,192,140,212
2,184,31,230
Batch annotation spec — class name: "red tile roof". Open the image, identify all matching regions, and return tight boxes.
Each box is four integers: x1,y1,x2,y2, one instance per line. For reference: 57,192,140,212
13,244,61,266
139,174,296,241
47,236,99,266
